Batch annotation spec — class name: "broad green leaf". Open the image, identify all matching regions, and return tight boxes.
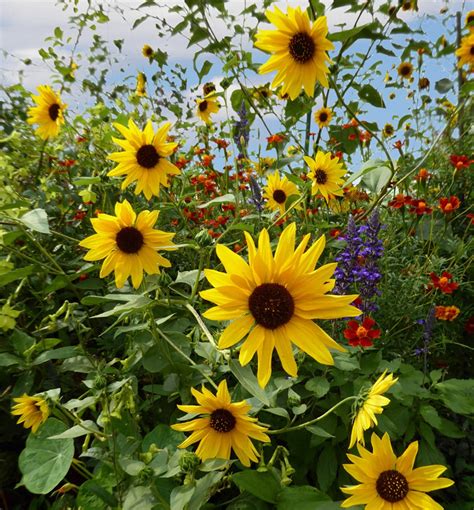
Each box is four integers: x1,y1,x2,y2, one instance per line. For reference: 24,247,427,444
20,209,50,234
306,425,335,439
316,445,337,491
197,193,235,208
32,346,80,365
49,420,100,439
435,78,454,93
0,265,35,287
229,359,271,406
233,469,281,503
276,485,331,509
18,418,74,494
436,379,474,415
358,84,385,108
305,377,330,398
170,485,195,510
123,486,156,510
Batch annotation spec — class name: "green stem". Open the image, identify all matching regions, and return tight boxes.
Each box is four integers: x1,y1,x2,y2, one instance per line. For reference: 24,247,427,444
185,303,217,348
267,396,357,434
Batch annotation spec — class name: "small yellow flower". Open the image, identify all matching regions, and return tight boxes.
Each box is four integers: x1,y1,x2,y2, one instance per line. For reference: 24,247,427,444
382,123,394,138
304,151,346,202
314,107,333,128
196,95,220,124
263,170,300,215
465,10,474,30
171,380,270,466
142,44,154,58
397,61,413,79
11,395,49,433
341,432,454,509
349,370,398,448
254,157,275,176
27,85,67,140
135,72,147,96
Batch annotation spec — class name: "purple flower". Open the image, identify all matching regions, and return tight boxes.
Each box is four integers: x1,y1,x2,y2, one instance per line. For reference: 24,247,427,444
248,176,264,212
233,102,249,159
334,210,384,313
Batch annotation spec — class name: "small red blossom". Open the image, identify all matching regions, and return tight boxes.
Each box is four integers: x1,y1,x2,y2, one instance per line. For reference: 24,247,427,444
409,198,432,215
58,159,76,167
439,196,460,214
430,272,459,294
343,317,381,347
393,140,403,150
201,154,215,167
267,134,285,144
333,151,344,160
348,133,357,141
73,210,87,221
359,130,372,143
175,156,190,169
76,136,87,143
329,228,341,238
78,274,88,281
415,168,431,181
388,194,412,209
435,305,460,321
467,213,474,225
213,138,230,149
450,154,474,170
465,316,474,335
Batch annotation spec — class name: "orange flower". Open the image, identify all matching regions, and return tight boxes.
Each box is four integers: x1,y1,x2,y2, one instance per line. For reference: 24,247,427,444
439,196,460,214
430,272,459,294
409,199,432,215
450,154,473,170
415,168,431,181
388,193,411,209
267,134,285,144
435,305,460,321
201,154,215,167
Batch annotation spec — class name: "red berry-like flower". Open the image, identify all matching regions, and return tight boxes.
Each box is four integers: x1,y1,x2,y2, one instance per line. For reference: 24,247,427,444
439,196,460,214
435,305,460,321
465,316,474,335
409,198,432,215
450,154,473,170
388,193,411,209
343,317,381,347
430,271,459,294
266,134,285,144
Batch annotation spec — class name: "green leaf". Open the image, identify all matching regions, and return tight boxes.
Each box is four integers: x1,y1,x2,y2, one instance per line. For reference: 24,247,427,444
188,471,226,510
123,486,156,510
187,26,209,47
91,295,151,318
306,425,335,439
360,164,392,193
436,379,474,415
229,359,271,406
18,418,74,494
358,84,385,108
305,377,330,398
276,486,331,509
76,480,117,509
0,265,35,287
170,486,195,510
32,346,80,365
48,420,100,439
0,352,24,367
72,176,102,186
435,78,454,93
19,209,50,234
197,193,235,208
233,469,281,503
316,445,337,491
54,27,63,39
197,60,213,80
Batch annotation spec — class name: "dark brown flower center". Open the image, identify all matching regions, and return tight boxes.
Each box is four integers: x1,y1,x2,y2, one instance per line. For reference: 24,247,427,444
248,283,294,329
289,32,315,63
210,409,236,433
272,189,287,204
468,14,474,24
470,45,474,55
400,65,411,76
376,470,409,503
314,169,328,185
203,83,216,95
199,100,208,112
384,125,394,135
116,227,144,253
48,103,60,121
136,144,160,168
145,47,153,56
319,112,328,122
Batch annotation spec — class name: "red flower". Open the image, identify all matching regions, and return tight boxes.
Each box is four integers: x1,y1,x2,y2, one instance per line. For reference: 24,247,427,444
465,316,474,335
359,130,372,143
467,213,474,225
415,168,431,181
450,154,473,170
429,272,459,294
435,305,460,321
439,196,460,214
388,193,411,209
409,198,432,215
267,134,285,144
175,156,190,169
343,317,381,347
213,138,230,149
329,228,341,238
348,133,357,141
201,154,215,167
393,140,404,150
73,210,87,221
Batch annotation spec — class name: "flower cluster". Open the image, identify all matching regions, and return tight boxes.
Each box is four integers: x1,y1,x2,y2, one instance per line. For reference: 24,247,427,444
429,271,459,294
334,210,384,313
435,305,460,321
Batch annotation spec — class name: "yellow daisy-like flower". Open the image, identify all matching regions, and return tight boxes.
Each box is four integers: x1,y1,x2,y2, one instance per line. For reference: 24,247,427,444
341,432,454,509
456,33,474,68
349,370,398,449
466,10,474,31
255,6,334,100
107,119,180,200
254,157,275,176
135,72,147,97
142,44,154,58
314,107,333,128
171,380,270,466
11,394,49,434
304,151,346,202
196,95,220,124
263,170,300,215
397,61,413,79
79,200,175,289
382,123,394,138
27,85,67,140
200,223,360,387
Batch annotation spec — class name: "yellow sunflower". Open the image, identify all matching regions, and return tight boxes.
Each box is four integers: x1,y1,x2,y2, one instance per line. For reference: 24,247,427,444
79,200,175,289
142,44,154,58
11,394,49,433
27,85,67,140
456,33,474,68
200,223,360,387
263,170,300,215
135,72,147,96
196,95,220,124
349,371,398,448
254,157,275,176
255,6,334,100
382,123,394,138
314,107,333,128
107,119,180,200
171,380,270,466
341,432,454,509
397,61,413,79
304,151,346,201
466,10,474,31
